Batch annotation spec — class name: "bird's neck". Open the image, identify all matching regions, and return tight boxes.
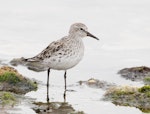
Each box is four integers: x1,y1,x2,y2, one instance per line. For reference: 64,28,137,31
68,34,83,41
68,34,84,50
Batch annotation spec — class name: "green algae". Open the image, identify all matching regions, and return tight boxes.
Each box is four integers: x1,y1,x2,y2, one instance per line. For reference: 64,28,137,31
138,85,150,93
144,77,150,85
103,86,150,113
138,85,150,98
0,91,16,107
0,72,21,84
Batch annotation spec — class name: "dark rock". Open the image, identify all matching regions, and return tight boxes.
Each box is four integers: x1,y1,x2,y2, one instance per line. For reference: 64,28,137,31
118,66,150,81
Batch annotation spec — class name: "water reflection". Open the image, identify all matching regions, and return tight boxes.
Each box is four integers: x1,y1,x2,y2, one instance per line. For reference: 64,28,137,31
33,102,84,114
32,90,84,114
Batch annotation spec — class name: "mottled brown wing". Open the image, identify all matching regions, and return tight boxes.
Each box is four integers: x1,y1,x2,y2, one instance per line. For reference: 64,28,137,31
26,37,67,62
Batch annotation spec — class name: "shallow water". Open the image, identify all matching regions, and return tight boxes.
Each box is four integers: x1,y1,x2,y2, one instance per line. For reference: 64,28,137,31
0,0,150,114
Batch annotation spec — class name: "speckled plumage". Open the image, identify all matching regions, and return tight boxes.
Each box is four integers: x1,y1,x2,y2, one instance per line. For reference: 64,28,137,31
26,23,99,71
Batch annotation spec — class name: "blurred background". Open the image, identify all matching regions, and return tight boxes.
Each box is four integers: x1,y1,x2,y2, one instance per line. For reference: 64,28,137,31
0,0,150,114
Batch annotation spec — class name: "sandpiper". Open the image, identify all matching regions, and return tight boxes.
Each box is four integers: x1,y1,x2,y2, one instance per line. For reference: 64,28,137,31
25,23,99,102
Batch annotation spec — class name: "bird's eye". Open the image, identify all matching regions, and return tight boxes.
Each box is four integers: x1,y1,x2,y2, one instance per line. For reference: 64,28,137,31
80,28,84,30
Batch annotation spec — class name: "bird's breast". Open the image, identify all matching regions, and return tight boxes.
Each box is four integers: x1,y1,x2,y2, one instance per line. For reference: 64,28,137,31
45,39,84,70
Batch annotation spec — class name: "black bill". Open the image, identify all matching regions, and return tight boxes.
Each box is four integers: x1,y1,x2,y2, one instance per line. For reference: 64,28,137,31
86,31,99,40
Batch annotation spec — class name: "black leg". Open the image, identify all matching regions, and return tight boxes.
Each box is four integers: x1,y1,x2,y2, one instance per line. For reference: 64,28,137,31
64,70,67,91
63,89,66,102
47,68,50,103
63,70,67,102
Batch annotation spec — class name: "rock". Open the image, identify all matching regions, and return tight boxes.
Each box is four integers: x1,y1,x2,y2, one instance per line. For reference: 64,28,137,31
78,78,116,90
118,66,150,81
32,102,84,114
0,66,37,94
103,85,150,113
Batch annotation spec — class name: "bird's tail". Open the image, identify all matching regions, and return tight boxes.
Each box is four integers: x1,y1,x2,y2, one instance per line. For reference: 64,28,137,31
10,57,27,66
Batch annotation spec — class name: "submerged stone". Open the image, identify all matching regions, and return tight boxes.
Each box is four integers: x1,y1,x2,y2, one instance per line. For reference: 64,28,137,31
79,78,116,90
0,66,37,94
118,66,150,81
103,85,150,113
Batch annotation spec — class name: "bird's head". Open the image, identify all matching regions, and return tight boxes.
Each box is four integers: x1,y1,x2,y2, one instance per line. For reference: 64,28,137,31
69,23,99,40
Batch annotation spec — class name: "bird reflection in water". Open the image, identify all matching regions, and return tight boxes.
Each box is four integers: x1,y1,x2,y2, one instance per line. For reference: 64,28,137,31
33,89,84,114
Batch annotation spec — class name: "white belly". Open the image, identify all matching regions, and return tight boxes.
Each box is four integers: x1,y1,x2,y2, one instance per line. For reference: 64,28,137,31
44,51,83,70
53,55,83,70
44,41,84,70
